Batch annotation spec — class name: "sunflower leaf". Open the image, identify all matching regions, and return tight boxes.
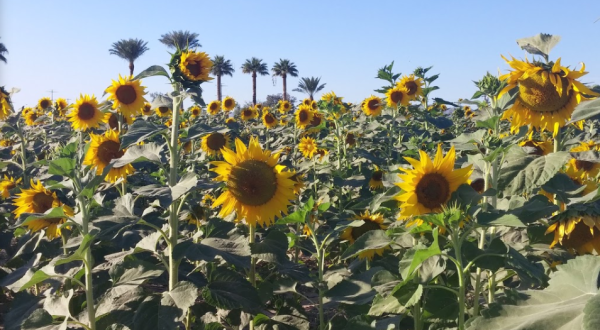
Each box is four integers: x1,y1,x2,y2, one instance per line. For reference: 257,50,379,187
133,65,170,80
112,142,165,168
568,98,600,124
516,33,561,62
120,120,167,149
48,158,75,178
502,151,571,196
341,230,391,260
406,228,441,277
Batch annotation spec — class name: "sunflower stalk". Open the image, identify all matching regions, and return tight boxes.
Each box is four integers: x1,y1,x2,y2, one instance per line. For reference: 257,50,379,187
248,224,257,330
16,123,27,184
78,194,96,330
167,93,183,291
452,230,467,330
306,214,326,330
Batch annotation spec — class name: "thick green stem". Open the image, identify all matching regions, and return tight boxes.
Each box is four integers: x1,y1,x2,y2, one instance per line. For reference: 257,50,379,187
16,124,27,183
168,95,182,291
249,224,256,330
317,246,325,330
553,128,562,153
454,232,466,330
78,196,95,330
472,228,486,316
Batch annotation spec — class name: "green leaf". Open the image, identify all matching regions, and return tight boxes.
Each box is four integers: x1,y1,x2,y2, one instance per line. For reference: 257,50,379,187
325,267,381,305
568,98,600,124
133,65,170,80
186,122,222,140
171,172,198,201
406,229,441,277
477,212,526,227
48,158,75,178
18,270,51,292
341,230,391,260
175,237,251,269
121,120,167,149
251,230,289,264
55,234,94,266
162,281,199,315
112,143,165,167
467,255,600,330
276,209,307,225
502,152,571,196
392,282,423,308
114,261,164,286
133,296,179,330
254,314,310,330
476,116,500,130
368,293,405,316
516,33,561,62
21,309,53,330
134,184,172,209
202,268,261,312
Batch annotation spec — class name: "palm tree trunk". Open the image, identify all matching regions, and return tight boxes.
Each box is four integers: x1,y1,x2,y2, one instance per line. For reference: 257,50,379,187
310,93,314,101
252,72,257,105
129,61,134,76
283,74,287,101
217,75,222,101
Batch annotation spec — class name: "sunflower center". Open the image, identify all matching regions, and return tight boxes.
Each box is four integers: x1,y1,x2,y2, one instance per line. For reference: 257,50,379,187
78,103,96,120
227,160,278,206
32,192,55,213
576,160,595,172
40,99,51,109
224,99,233,108
265,114,275,124
346,133,356,145
470,178,485,193
522,141,544,156
415,173,450,209
4,182,15,190
108,114,119,130
97,140,124,164
368,99,380,110
284,103,290,109
244,109,253,117
390,90,404,103
186,61,201,77
351,220,381,240
299,110,309,122
143,105,151,113
206,133,226,151
210,103,218,111
159,107,169,113
310,114,322,126
114,85,136,105
372,171,383,181
518,72,572,113
404,81,418,95
560,219,598,253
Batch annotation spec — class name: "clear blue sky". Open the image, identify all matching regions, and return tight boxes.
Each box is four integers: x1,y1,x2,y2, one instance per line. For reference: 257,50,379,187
2,0,600,110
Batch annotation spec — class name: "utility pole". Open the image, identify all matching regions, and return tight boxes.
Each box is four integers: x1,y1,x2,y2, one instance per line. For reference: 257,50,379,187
47,90,58,102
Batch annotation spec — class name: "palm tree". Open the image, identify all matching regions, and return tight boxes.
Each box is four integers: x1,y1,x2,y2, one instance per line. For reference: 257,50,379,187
241,58,269,105
109,38,149,76
211,56,235,101
272,59,298,101
159,30,201,50
293,77,326,100
0,38,7,63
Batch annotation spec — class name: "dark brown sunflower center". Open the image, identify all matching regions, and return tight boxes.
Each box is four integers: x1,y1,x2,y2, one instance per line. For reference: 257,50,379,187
576,160,595,171
560,219,597,254
390,90,404,103
303,100,311,106
210,103,218,111
143,105,151,113
310,114,322,126
265,114,276,124
227,159,277,206
351,220,381,240
405,81,418,95
368,99,380,110
4,182,15,190
284,103,290,109
299,110,309,122
256,104,262,110
206,133,226,151
415,173,450,209
346,133,356,145
244,109,253,117
372,171,383,181
97,140,123,164
40,100,51,109
518,72,571,113
522,141,544,156
30,114,39,122
159,107,169,113
78,103,96,120
470,178,485,193
32,192,55,213
224,99,233,108
116,85,136,104
186,61,201,77
192,109,199,116
108,114,119,130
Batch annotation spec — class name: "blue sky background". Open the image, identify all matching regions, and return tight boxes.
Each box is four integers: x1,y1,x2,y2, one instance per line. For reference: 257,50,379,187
1,1,600,110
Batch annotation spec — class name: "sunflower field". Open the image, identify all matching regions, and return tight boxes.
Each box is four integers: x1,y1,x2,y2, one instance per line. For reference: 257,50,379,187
2,33,600,330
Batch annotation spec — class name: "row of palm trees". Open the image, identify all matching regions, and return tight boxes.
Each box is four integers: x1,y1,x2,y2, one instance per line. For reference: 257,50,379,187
0,37,7,63
108,30,326,104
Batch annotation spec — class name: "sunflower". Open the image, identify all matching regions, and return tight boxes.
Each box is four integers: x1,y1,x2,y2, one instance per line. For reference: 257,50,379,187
499,56,598,136
13,180,74,239
464,108,475,118
105,74,147,117
340,211,389,260
280,116,289,126
222,96,236,112
546,209,600,254
310,100,318,111
189,105,202,118
316,148,329,162
241,107,256,121
103,112,132,130
289,171,305,194
226,117,236,124
83,129,134,183
440,104,448,111
310,112,323,127
67,94,103,131
278,100,292,114
201,132,231,157
469,178,485,194
321,91,343,105
296,105,314,128
302,99,311,107
396,145,473,221
369,165,384,190
24,109,43,126
346,132,357,147
262,112,278,129
179,51,213,82
210,137,297,227
0,175,21,198
397,74,424,100
386,86,410,108
0,87,13,119
298,137,318,159
55,98,68,111
362,95,383,117
37,97,52,110
519,133,553,156
568,141,600,180
207,100,221,115
141,102,153,116
155,106,172,117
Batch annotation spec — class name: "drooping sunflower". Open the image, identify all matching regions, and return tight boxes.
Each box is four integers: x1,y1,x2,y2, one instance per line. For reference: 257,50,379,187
316,148,329,162
321,91,344,105
310,100,318,111
0,87,13,120
519,132,553,156
386,86,410,108
67,94,103,131
189,105,202,118
340,211,389,260
210,137,297,227
226,117,236,124
298,136,318,159
310,112,323,127
179,51,213,82
568,141,600,180
469,178,485,194
546,205,600,254
201,132,231,157
55,98,68,111
207,100,221,115
155,106,172,117
289,171,305,194
369,165,384,190
105,74,147,117
103,111,132,131
499,55,598,136
396,145,473,221
278,100,292,114
13,180,74,239
222,96,236,112
241,107,256,121
37,97,52,110
141,102,153,116
296,104,314,128
346,132,357,147
24,109,44,126
83,129,134,183
362,95,383,117
0,175,21,198
397,74,424,100
262,112,278,129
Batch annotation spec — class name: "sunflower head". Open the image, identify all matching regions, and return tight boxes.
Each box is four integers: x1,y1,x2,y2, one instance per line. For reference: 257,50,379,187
397,74,424,100
321,91,344,105
345,132,357,147
104,112,119,130
0,87,14,119
37,97,52,110
298,136,318,159
386,86,410,108
369,166,384,190
296,105,314,128
469,178,485,193
241,107,256,121
55,98,68,111
289,171,305,194
396,145,473,221
0,175,21,198
310,112,323,127
278,100,292,113
315,148,329,162
83,129,134,183
141,102,153,116
262,112,278,129
340,211,389,260
172,50,214,86
222,97,236,112
310,100,318,111
362,96,383,117
226,117,236,124
105,74,147,117
155,106,172,117
189,105,201,118
207,100,221,115
519,133,553,156
546,205,600,254
210,137,297,227
24,109,44,126
67,94,103,131
201,132,231,157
